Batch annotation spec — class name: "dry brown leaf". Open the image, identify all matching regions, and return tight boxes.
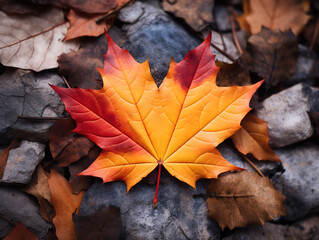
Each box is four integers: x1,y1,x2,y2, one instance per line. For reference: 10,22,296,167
49,118,94,167
0,0,45,15
235,0,251,34
207,171,285,230
239,0,310,35
48,169,85,240
240,27,299,95
302,18,319,53
69,146,101,194
309,112,319,137
0,140,20,180
162,0,214,31
64,0,130,41
231,113,280,162
58,35,107,89
73,206,122,240
216,60,252,87
64,10,114,41
21,166,55,222
31,0,117,14
3,222,38,240
0,8,79,71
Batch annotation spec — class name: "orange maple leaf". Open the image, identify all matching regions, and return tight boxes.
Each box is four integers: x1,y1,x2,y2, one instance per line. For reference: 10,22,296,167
52,33,262,206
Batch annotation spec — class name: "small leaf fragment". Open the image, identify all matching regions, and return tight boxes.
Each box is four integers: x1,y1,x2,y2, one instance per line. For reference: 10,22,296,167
207,171,285,230
49,118,94,167
21,166,55,222
231,113,280,162
3,222,38,240
0,140,20,180
48,169,85,240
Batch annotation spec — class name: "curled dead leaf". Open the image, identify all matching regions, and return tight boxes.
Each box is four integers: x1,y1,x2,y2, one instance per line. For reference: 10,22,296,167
0,140,20,180
21,166,55,222
240,27,299,96
49,118,94,167
231,113,280,162
162,0,214,31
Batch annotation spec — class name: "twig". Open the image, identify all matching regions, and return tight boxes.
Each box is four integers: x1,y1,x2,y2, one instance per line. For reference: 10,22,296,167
62,76,71,88
210,41,236,62
42,159,55,169
18,116,65,121
96,0,136,23
230,7,243,55
0,214,14,226
194,32,236,62
308,18,319,55
242,154,265,177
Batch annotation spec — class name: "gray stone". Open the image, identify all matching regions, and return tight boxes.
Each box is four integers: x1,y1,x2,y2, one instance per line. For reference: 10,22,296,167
79,171,221,240
273,141,319,221
0,69,65,144
0,70,25,139
213,4,232,32
217,141,283,178
119,1,200,85
0,186,50,238
224,215,319,240
255,83,313,148
0,217,12,238
208,31,240,64
285,45,317,88
308,86,319,112
1,140,45,184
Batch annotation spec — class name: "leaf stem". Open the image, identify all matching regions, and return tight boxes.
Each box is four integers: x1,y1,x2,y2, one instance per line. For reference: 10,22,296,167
18,116,64,121
308,18,319,55
242,154,265,177
152,163,162,208
230,7,243,55
62,76,71,88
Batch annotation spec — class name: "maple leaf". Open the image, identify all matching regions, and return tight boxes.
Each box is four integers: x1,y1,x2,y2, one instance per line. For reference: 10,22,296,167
237,0,310,35
52,33,262,206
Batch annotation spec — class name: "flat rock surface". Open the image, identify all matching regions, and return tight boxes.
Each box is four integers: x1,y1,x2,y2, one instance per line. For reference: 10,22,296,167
273,140,319,221
0,186,50,238
119,1,200,85
0,69,65,144
79,171,221,240
224,215,319,240
255,83,313,148
210,31,240,63
0,217,12,238
217,141,283,178
1,140,45,184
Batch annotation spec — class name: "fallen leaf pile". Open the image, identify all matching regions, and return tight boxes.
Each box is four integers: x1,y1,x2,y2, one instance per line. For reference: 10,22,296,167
2,0,318,238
